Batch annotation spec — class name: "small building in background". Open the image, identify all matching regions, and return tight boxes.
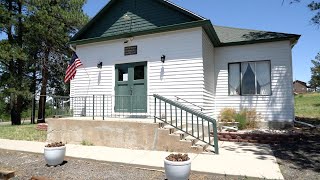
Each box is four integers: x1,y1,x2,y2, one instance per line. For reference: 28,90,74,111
293,80,310,94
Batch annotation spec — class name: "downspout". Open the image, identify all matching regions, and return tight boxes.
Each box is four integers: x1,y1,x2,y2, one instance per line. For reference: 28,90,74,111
293,119,318,128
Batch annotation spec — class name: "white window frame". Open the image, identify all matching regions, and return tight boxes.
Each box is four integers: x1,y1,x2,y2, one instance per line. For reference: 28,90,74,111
228,60,272,96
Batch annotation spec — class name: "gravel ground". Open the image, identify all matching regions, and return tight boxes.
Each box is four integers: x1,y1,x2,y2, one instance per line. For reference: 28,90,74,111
0,150,246,180
271,138,320,180
1,133,319,180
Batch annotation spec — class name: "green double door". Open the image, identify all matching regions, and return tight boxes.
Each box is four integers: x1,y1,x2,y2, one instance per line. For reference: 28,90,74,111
115,62,147,113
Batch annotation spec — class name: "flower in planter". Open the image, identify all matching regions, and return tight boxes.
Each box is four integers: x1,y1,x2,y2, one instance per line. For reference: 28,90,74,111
44,142,66,166
45,142,65,148
166,153,190,162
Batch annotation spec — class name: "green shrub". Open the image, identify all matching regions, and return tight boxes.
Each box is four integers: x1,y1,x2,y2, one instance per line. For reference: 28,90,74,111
219,108,236,122
245,109,259,129
81,140,94,146
235,112,247,130
220,108,260,129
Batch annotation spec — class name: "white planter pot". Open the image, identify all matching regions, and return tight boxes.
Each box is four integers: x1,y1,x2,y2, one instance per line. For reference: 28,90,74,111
164,158,191,180
44,146,66,166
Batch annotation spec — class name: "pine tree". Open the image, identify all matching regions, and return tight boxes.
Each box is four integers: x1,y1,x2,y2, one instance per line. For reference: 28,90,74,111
24,0,88,122
309,53,320,91
0,0,88,124
0,0,30,125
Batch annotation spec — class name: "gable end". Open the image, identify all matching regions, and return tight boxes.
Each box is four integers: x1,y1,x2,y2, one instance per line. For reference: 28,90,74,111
71,0,205,42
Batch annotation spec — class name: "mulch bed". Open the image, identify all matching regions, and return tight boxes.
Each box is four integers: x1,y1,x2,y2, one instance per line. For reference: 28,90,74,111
36,123,48,131
213,127,320,144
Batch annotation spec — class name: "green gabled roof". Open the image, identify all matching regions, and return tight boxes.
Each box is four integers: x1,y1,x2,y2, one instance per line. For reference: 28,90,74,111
71,0,208,41
70,0,300,47
213,25,300,46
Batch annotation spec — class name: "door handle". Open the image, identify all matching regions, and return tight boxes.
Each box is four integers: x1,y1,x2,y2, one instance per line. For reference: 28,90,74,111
130,86,133,95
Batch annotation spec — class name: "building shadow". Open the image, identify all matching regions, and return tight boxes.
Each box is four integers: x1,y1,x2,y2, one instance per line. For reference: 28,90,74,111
242,31,293,41
271,138,320,173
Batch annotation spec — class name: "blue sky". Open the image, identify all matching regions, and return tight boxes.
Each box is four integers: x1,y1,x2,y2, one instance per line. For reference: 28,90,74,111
1,0,318,83
82,0,319,83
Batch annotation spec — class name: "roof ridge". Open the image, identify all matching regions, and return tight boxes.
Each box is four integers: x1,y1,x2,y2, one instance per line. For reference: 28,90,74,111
162,0,206,20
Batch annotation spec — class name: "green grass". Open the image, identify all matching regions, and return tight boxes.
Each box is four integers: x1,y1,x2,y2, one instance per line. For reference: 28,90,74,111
0,124,47,142
295,93,320,119
81,140,94,146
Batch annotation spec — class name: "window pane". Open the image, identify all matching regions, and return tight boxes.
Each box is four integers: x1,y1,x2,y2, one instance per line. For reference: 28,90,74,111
229,63,240,95
241,62,256,95
256,61,271,95
134,65,144,80
118,65,128,81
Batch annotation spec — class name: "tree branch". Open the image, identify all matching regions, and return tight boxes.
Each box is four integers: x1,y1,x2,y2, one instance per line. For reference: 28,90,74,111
0,60,10,68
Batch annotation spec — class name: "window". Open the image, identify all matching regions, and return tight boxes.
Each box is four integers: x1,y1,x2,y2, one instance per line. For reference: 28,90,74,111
134,65,144,80
118,64,129,81
228,61,271,95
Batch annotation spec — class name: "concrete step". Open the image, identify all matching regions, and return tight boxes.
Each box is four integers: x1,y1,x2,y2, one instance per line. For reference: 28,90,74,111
173,126,193,134
195,136,213,147
158,120,217,153
163,124,175,129
161,122,187,133
185,132,203,141
203,145,217,154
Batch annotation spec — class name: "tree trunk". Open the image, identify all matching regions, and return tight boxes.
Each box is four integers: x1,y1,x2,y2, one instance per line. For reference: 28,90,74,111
11,0,24,125
31,63,37,124
37,52,49,123
7,0,21,125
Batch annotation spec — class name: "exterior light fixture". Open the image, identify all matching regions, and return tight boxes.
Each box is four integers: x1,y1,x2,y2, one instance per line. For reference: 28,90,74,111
97,61,103,69
123,13,131,21
161,55,166,63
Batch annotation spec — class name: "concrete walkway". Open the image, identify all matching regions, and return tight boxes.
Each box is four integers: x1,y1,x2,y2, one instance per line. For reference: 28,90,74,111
0,139,284,179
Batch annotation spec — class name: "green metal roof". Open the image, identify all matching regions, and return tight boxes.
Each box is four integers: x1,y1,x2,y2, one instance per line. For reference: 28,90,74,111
70,0,300,47
213,25,300,46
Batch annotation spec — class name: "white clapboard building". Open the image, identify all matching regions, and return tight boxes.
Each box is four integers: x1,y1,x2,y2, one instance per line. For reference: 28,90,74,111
68,0,300,128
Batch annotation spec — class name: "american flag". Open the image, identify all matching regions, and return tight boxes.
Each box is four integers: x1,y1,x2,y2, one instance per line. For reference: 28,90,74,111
64,52,83,83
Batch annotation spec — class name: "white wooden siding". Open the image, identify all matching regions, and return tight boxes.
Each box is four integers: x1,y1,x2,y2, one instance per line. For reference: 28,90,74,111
71,27,205,116
202,30,215,116
70,26,295,123
214,41,294,122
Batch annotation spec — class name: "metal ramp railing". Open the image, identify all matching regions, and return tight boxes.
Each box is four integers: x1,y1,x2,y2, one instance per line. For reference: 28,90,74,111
153,94,219,154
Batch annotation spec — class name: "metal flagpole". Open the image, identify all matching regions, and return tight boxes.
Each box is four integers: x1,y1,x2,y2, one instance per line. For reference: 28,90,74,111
69,45,92,118
69,45,91,96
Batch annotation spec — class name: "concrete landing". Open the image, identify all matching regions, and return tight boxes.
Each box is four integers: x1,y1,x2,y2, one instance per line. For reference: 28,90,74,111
0,139,283,179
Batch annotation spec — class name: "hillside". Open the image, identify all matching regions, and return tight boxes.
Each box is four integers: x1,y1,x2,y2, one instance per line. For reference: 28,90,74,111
295,93,320,123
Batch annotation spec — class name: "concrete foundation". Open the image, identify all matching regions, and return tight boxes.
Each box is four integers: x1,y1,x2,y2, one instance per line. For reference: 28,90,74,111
46,118,202,153
258,121,294,129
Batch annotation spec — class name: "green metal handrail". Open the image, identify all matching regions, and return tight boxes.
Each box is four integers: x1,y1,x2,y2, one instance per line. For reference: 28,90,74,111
153,94,219,154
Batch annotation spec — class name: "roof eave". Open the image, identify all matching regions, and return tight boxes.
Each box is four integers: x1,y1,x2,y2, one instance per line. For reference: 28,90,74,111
161,0,206,20
203,21,221,47
71,0,117,41
290,35,301,48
